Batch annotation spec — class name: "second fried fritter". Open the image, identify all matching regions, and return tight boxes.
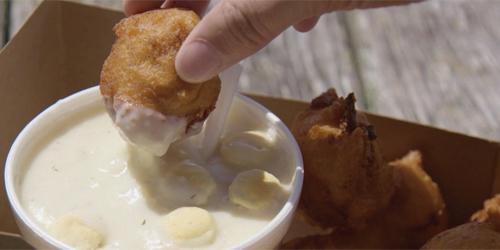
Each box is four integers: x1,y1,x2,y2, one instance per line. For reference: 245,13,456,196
386,150,448,247
471,194,500,226
387,151,447,229
291,89,394,230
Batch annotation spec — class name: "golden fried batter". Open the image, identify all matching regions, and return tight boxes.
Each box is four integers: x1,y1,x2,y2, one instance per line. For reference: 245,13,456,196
291,89,394,230
387,151,447,229
471,194,500,226
100,8,221,127
386,150,448,247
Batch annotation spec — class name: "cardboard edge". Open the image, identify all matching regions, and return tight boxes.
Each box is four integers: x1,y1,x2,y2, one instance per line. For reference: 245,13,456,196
247,94,306,107
492,144,500,194
248,93,500,144
0,232,21,238
0,232,33,249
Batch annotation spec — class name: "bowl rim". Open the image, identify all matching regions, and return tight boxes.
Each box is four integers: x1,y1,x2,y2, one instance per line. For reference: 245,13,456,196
4,86,304,249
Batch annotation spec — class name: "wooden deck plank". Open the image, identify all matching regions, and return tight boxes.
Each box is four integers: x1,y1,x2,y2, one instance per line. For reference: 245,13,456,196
0,0,6,45
346,0,500,140
240,13,363,106
9,0,41,38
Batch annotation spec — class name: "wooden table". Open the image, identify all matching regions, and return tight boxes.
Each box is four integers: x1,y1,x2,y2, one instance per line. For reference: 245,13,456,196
3,0,500,141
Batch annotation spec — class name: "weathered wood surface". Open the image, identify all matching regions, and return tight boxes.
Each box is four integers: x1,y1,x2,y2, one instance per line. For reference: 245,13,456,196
347,0,500,140
10,0,39,37
8,0,500,140
0,0,6,45
240,13,364,107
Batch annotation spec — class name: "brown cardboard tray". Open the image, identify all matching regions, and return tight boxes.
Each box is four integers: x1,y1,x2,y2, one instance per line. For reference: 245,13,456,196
1,0,499,247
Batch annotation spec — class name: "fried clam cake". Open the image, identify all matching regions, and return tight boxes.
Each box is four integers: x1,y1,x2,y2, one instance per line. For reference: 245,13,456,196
283,89,448,249
291,89,394,230
100,8,221,156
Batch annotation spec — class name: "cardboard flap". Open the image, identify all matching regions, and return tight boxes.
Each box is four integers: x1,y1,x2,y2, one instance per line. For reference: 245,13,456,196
0,0,66,234
492,146,500,194
0,0,123,234
0,233,32,249
60,1,123,86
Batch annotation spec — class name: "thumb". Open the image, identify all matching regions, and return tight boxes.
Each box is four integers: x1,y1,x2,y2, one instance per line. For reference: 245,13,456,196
175,0,328,83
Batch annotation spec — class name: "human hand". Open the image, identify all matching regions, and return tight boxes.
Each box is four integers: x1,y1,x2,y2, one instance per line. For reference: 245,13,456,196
124,0,420,83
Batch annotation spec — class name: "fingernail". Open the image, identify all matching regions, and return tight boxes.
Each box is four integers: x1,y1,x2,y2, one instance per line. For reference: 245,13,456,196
175,40,222,83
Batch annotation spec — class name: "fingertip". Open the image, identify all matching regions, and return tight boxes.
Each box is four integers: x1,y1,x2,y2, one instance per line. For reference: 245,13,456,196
293,16,320,33
175,40,223,84
293,24,313,33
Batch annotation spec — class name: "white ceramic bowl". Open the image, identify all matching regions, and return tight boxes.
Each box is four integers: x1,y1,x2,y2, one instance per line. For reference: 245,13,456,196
5,86,304,249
